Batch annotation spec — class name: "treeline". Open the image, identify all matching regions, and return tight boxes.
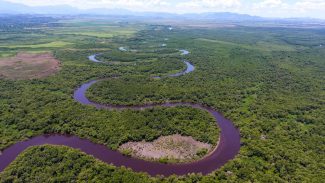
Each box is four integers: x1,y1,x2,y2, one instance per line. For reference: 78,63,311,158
0,15,57,32
0,145,155,183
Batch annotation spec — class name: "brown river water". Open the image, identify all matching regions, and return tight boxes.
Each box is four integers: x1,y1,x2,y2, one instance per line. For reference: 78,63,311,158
0,49,240,176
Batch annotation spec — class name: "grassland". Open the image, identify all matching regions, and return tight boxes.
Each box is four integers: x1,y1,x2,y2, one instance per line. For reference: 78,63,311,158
118,134,213,163
0,41,73,49
50,26,138,38
51,19,142,38
0,52,60,79
196,38,298,52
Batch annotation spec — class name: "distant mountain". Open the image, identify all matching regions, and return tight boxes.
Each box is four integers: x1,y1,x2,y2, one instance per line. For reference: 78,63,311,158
183,12,262,21
0,0,323,23
0,0,83,14
0,0,258,19
0,0,133,15
0,0,30,14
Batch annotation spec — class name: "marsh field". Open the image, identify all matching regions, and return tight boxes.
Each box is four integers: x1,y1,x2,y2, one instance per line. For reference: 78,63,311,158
0,15,324,182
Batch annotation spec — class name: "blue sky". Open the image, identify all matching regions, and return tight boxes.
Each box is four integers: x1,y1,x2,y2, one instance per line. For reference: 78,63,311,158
5,0,325,19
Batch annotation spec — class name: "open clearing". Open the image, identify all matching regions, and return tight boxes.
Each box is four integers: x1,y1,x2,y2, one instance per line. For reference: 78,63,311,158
0,52,60,79
0,41,72,49
118,134,213,163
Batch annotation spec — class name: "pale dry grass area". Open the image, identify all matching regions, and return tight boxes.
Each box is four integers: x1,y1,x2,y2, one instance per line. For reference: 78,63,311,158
0,52,60,80
119,134,213,163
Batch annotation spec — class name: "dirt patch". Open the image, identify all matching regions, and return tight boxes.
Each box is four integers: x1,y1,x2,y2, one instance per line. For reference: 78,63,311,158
0,52,60,80
118,134,214,163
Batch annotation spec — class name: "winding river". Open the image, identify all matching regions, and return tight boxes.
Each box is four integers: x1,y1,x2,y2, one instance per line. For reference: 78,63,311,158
0,49,240,176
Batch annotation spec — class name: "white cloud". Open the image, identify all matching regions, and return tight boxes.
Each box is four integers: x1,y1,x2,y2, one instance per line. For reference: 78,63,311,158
255,0,284,8
87,0,170,10
179,0,241,8
249,0,325,18
294,0,325,11
6,0,169,9
175,0,241,13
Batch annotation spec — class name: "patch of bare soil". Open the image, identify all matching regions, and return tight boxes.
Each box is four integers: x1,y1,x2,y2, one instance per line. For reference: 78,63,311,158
118,134,213,163
0,52,60,80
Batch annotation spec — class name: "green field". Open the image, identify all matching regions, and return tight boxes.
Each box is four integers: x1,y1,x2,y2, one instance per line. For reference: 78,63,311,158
197,38,298,52
0,16,324,182
0,41,73,49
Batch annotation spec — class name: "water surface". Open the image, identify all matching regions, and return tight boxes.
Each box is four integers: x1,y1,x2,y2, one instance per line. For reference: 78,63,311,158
0,48,240,176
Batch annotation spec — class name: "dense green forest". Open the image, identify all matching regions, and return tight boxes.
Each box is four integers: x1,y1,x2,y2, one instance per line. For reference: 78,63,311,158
0,16,324,182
